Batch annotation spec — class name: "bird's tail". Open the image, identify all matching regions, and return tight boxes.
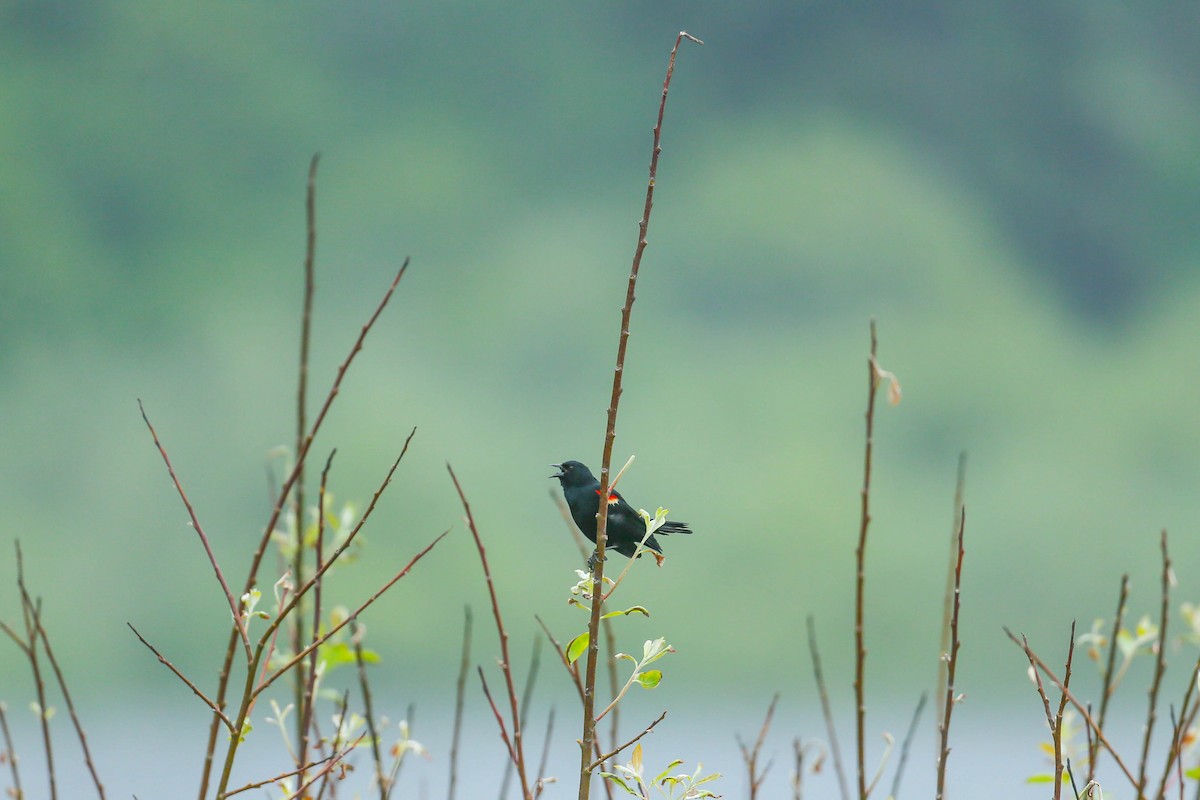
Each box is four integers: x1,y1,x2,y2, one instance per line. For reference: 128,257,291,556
657,520,692,536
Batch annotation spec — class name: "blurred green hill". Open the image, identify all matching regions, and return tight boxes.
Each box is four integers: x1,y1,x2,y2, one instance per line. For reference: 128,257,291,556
2,2,1199,717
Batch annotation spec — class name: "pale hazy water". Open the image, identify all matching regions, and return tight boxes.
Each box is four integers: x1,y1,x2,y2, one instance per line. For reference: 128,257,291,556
2,693,1154,799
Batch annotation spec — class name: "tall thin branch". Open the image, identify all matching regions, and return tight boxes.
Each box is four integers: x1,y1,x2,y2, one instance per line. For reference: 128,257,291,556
127,623,233,731
138,401,248,655
0,702,22,800
33,611,106,798
935,507,965,800
1136,531,1170,796
15,544,56,800
534,707,557,800
889,693,926,800
299,448,336,779
806,615,850,800
450,464,530,800
1053,622,1078,800
577,31,702,800
854,321,879,800
1089,573,1129,784
501,638,543,800
448,605,472,800
551,490,622,751
935,453,966,736
351,619,386,799
293,151,321,767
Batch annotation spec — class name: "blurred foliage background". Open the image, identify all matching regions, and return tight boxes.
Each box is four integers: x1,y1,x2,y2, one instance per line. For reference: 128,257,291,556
3,1,1200,794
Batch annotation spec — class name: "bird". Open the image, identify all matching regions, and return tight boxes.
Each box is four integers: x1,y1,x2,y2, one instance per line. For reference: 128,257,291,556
550,460,692,567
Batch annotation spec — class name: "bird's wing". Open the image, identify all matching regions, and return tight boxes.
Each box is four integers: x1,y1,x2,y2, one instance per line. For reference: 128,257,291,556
606,489,645,528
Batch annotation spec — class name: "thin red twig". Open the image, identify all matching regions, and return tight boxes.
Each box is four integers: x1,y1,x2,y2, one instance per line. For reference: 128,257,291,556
935,507,965,800
738,694,779,800
806,615,850,800
448,605,472,800
138,401,248,654
127,623,233,732
450,464,531,800
293,151,320,767
577,31,702,800
854,321,879,800
1136,531,1170,795
588,710,668,771
1089,573,1129,784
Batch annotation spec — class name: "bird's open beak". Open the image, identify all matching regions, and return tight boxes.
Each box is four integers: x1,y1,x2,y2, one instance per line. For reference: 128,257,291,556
549,463,565,479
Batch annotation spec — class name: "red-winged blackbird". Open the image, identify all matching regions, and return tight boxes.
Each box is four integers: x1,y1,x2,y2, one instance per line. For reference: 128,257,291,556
551,460,692,566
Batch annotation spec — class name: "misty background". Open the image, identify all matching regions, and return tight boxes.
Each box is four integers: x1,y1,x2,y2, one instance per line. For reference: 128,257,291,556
3,3,1200,797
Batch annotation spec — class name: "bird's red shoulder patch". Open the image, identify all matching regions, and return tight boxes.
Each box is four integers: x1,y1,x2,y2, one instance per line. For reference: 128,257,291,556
594,489,619,505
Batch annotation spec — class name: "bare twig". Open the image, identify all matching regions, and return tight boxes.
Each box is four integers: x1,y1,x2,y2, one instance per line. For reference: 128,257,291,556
1089,573,1128,784
806,615,850,800
1136,531,1170,796
737,694,779,800
577,31,702,800
449,606,473,800
1167,707,1185,800
1054,622,1078,800
199,256,409,800
936,507,965,800
854,320,881,800
315,690,351,800
351,619,386,799
1005,627,1136,790
889,693,926,800
0,700,23,800
1066,757,1081,800
14,545,56,800
138,401,249,655
588,711,668,771
222,747,343,797
299,448,336,780
792,739,823,800
935,453,966,738
501,638,543,800
535,707,557,800
293,151,321,768
479,667,520,767
127,623,233,731
28,607,105,797
450,465,530,800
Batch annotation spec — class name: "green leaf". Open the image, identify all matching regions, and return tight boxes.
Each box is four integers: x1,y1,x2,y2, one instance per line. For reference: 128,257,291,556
601,605,651,620
1025,775,1054,784
1186,766,1200,780
567,632,589,665
599,773,637,796
655,760,685,783
635,670,662,689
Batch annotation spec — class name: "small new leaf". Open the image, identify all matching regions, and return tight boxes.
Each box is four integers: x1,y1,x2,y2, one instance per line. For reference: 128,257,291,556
567,632,590,665
635,670,663,689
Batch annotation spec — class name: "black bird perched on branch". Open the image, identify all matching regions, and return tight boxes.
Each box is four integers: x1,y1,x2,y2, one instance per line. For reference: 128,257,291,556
551,460,692,566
